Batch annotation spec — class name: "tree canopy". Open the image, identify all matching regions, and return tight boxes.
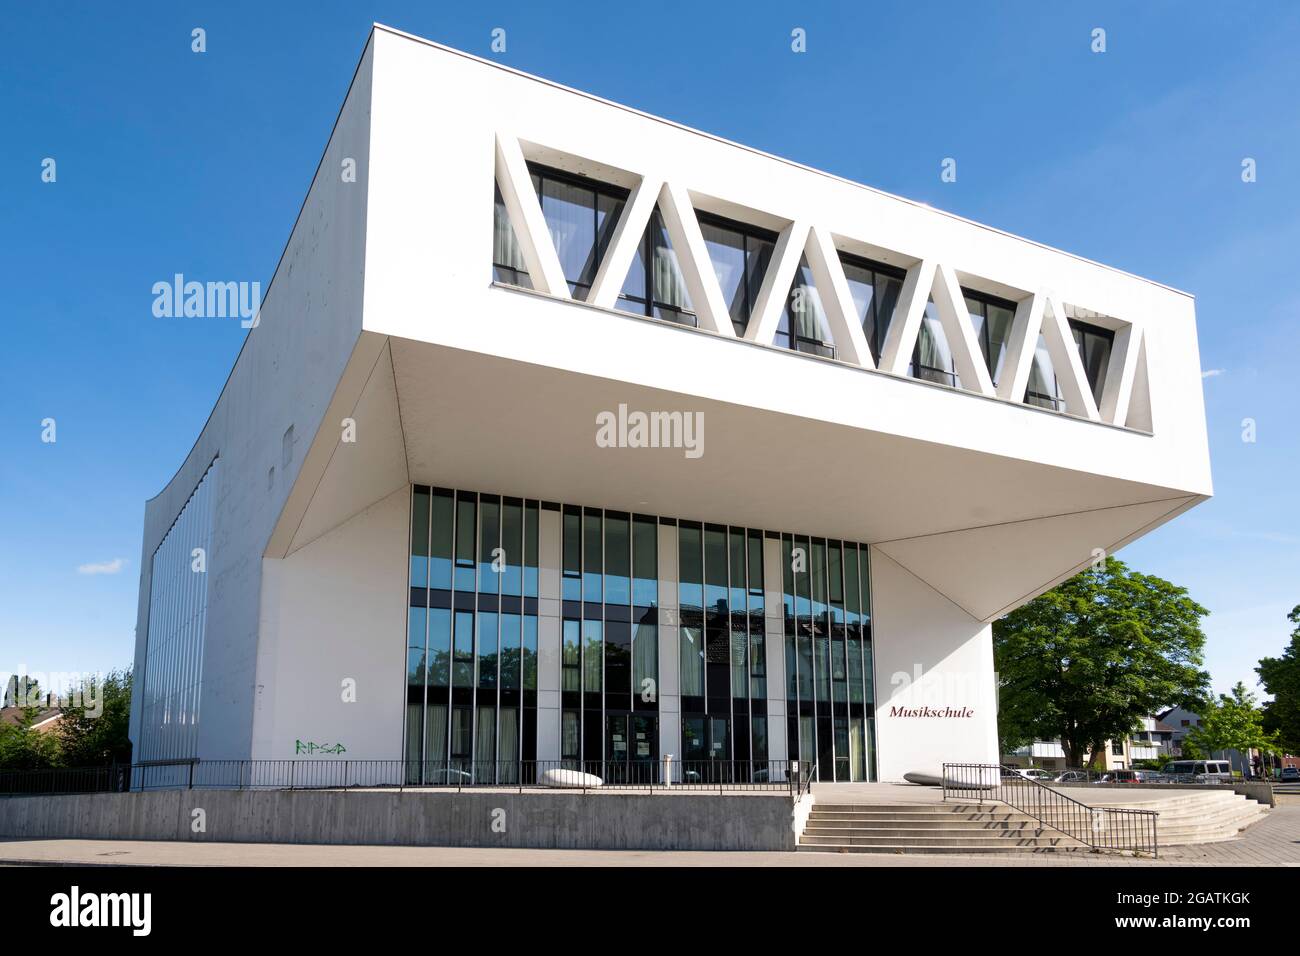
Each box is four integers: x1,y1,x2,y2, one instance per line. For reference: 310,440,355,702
994,557,1210,767
1256,606,1300,754
1185,681,1279,758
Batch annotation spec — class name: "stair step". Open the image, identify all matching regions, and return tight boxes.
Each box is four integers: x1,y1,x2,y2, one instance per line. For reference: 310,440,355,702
795,843,1089,855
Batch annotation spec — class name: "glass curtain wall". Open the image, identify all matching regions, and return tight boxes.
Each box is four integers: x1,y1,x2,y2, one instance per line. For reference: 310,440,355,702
560,507,660,782
405,487,539,784
407,486,872,784
783,534,875,782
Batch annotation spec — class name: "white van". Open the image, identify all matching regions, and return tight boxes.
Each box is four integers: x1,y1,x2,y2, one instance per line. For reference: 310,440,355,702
1165,759,1233,783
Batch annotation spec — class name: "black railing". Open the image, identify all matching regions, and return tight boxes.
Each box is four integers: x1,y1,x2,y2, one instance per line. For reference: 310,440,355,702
0,759,810,797
942,763,1158,858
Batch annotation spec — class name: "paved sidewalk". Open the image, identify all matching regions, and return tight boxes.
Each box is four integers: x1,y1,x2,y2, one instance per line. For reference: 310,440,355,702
0,803,1294,867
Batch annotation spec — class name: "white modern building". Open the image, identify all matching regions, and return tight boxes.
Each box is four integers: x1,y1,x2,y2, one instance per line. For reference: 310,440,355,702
128,25,1212,785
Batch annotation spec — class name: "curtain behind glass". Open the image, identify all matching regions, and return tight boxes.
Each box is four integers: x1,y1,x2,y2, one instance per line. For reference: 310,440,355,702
426,703,448,776
681,626,704,696
650,211,692,312
633,621,657,700
492,185,530,286
498,708,519,783
475,704,496,778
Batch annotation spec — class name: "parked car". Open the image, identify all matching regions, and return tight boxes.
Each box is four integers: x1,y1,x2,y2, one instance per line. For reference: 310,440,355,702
1163,760,1233,783
1008,768,1055,782
1279,766,1300,782
1054,770,1091,782
1093,770,1160,784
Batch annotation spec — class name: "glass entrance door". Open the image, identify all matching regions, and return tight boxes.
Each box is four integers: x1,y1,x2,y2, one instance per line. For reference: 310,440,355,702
605,714,657,784
681,715,731,783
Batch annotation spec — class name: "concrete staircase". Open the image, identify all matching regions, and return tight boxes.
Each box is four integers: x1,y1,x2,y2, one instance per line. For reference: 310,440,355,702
796,802,1091,854
795,790,1270,854
1078,789,1269,845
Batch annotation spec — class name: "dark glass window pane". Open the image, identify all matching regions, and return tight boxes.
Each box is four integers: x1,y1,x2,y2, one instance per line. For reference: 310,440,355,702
620,227,648,303
539,178,598,299
492,184,532,289
842,259,877,353
633,615,657,703
985,303,1015,386
679,524,703,612
873,273,904,362
453,610,474,687
478,498,500,593
605,513,630,605
914,299,960,387
649,210,693,315
583,510,602,603
783,256,834,356
410,487,430,587
501,500,523,597
681,626,704,697
605,619,631,702
454,493,476,592
844,544,861,626
500,613,521,690
583,619,603,694
478,611,498,689
747,530,764,614
562,619,581,693
1072,323,1113,406
522,615,538,690
430,489,453,589
743,235,775,337
700,221,746,332
750,629,766,699
704,525,728,614
731,626,748,698
632,516,657,607
428,608,451,688
562,508,581,602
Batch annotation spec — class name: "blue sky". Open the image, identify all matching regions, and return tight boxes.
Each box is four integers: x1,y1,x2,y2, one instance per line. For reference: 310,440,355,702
2,1,1297,698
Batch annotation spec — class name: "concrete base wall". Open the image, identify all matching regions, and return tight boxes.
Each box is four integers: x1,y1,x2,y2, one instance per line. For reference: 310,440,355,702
0,791,796,851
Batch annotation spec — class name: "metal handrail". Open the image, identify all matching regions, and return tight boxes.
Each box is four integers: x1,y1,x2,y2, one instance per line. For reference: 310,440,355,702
942,762,1158,858
0,758,806,797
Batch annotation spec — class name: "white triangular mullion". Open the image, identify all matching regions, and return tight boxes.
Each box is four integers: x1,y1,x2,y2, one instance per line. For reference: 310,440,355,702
745,221,808,345
656,182,735,337
804,227,873,368
1098,323,1143,425
587,175,661,310
878,259,934,375
998,294,1045,402
493,134,569,298
1042,296,1100,420
933,265,994,396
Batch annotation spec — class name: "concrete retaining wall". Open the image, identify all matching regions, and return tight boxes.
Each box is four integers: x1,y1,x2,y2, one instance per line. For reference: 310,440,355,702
0,790,797,851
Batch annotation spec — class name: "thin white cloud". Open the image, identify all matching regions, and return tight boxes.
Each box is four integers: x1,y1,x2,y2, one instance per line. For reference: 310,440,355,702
77,558,126,575
1202,368,1225,378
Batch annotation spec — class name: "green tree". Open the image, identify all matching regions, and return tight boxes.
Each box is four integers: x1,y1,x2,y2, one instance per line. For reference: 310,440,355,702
56,668,133,767
1256,606,1300,754
1186,682,1279,759
994,557,1210,768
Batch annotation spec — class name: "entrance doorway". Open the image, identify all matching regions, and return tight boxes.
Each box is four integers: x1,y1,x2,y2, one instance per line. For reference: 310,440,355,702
605,714,657,784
